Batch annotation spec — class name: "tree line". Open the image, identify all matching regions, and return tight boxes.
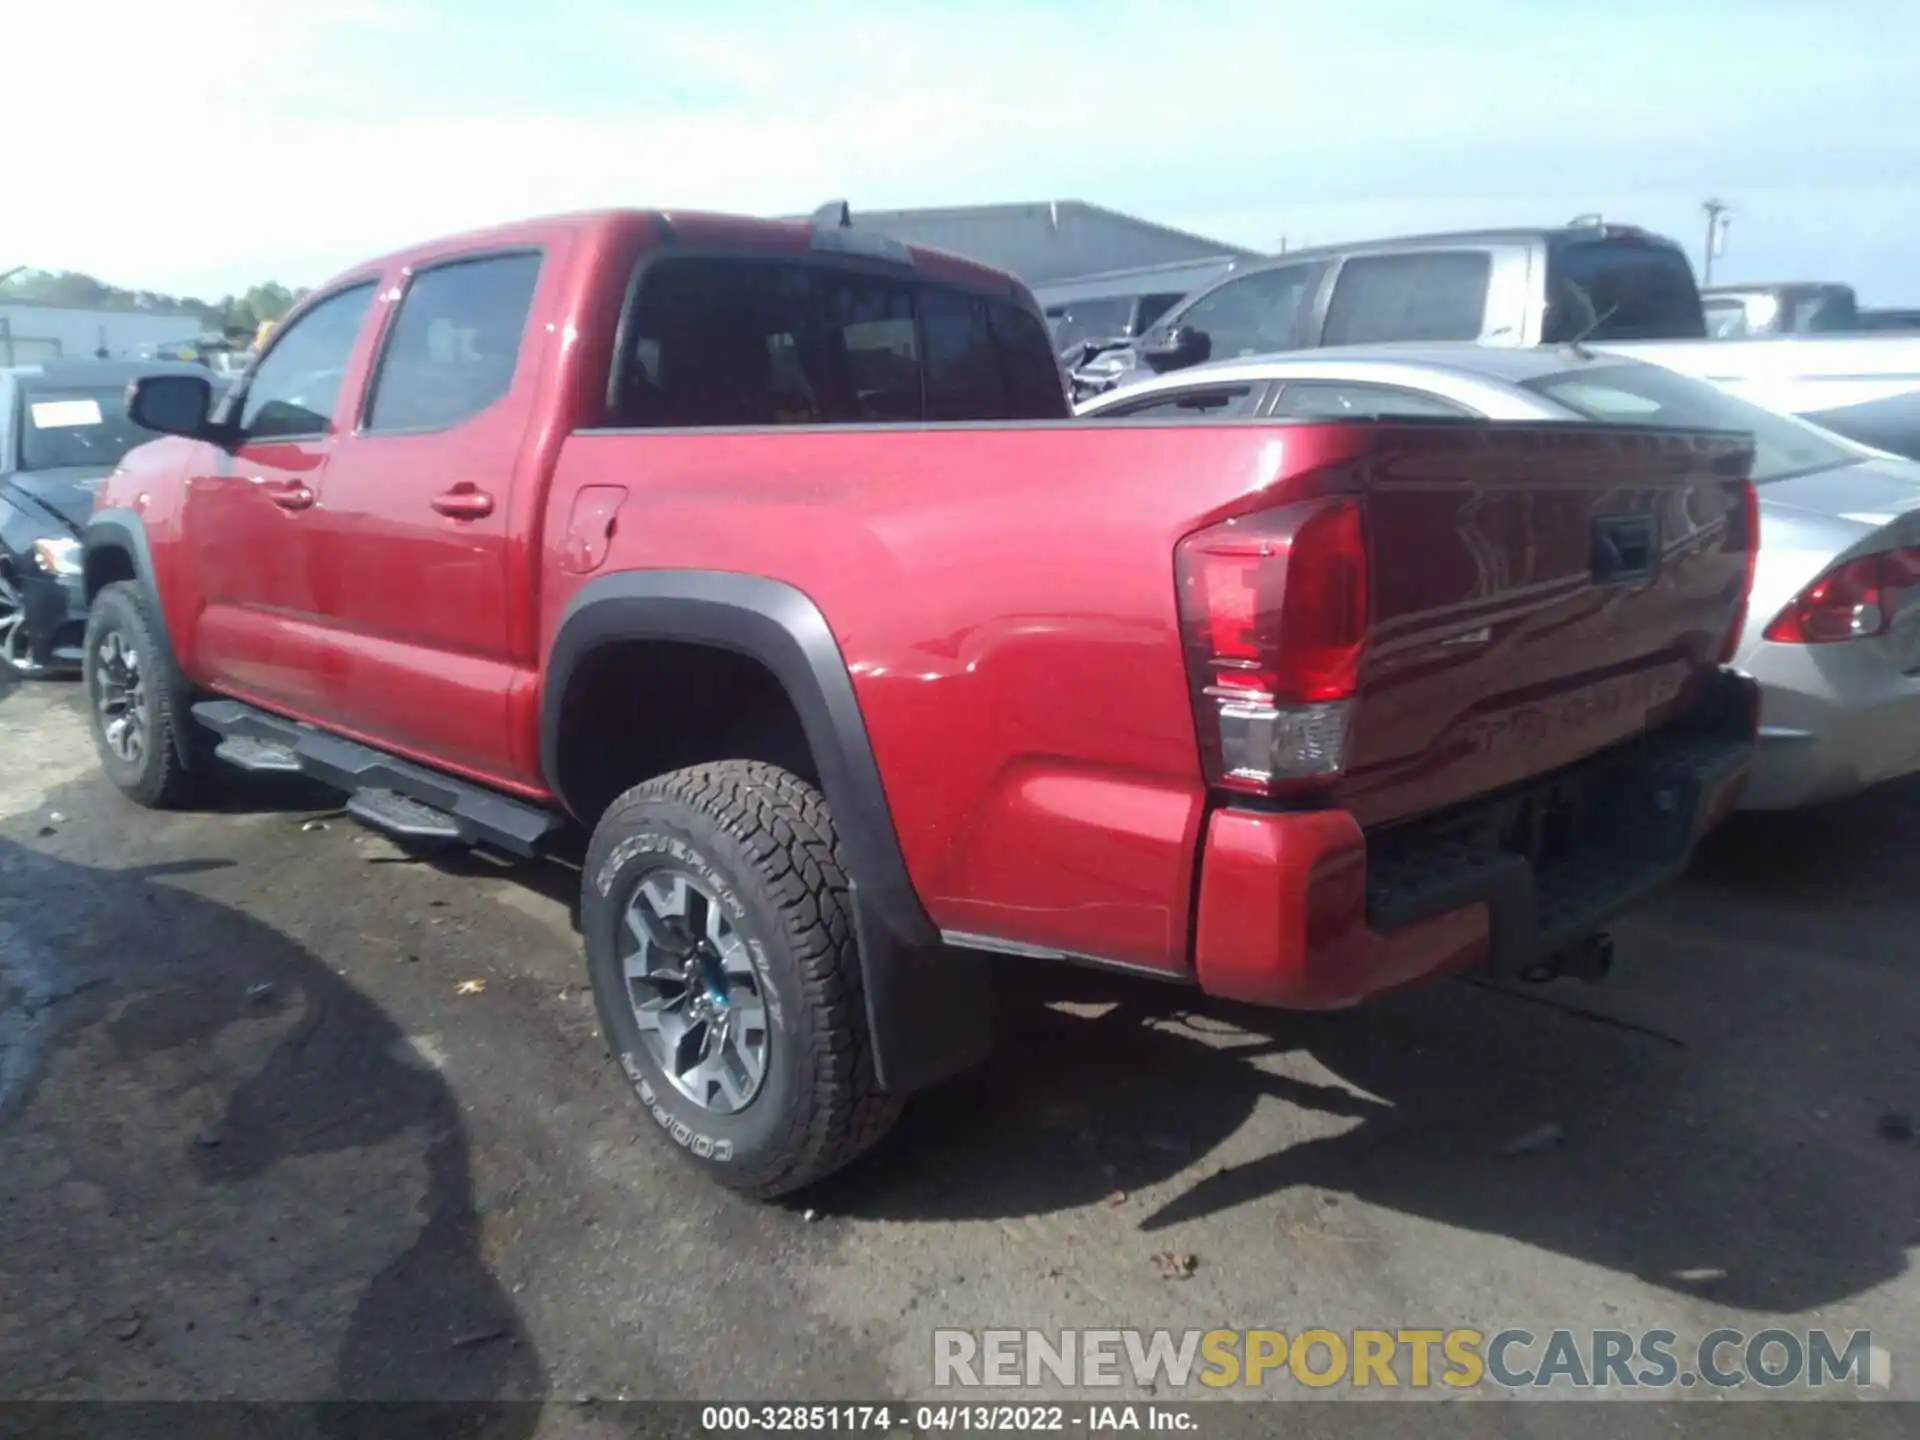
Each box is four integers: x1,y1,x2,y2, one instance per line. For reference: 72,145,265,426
0,270,310,340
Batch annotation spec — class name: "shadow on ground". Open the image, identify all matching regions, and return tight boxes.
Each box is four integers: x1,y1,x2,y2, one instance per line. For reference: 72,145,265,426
813,792,1919,1315
0,836,545,1425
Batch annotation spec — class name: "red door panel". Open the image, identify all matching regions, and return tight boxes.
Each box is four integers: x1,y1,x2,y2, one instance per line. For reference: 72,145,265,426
302,248,552,782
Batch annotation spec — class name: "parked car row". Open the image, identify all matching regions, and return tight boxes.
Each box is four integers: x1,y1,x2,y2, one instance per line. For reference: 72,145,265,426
1062,217,1708,400
1703,282,1920,339
69,203,1760,1200
1054,219,1920,463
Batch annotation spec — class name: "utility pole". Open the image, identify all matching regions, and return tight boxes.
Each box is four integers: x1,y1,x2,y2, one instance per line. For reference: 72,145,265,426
1700,199,1731,285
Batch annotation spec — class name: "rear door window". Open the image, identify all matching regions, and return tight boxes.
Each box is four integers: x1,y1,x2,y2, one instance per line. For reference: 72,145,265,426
609,256,1066,426
1099,384,1264,419
1170,264,1319,361
364,252,543,432
1544,240,1706,341
1134,292,1186,331
1271,380,1476,420
1321,251,1492,345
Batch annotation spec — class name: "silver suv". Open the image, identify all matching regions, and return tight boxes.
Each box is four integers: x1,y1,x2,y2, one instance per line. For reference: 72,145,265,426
1072,218,1706,396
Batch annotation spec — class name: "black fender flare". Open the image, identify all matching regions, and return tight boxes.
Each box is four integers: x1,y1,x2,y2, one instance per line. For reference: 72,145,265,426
544,569,992,1095
81,509,199,770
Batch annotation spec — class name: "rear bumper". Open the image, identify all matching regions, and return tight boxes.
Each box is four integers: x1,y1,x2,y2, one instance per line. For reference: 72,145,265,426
1738,639,1920,810
1193,677,1757,1009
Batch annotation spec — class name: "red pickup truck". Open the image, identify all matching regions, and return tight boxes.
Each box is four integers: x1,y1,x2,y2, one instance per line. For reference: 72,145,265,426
83,205,1759,1197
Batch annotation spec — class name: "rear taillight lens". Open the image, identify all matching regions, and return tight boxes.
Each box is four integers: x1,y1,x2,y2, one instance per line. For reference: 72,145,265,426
1175,498,1368,796
1762,545,1920,645
1721,480,1760,663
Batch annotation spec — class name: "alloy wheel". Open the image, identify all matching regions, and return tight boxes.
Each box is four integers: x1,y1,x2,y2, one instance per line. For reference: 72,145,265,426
621,866,772,1114
0,571,42,675
93,629,149,766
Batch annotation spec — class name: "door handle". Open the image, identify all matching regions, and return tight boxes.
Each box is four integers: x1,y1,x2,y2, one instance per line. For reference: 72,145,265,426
266,483,315,511
431,486,495,520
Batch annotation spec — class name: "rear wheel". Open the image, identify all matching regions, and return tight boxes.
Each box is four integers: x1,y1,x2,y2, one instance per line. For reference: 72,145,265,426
84,581,210,809
0,566,45,679
582,761,900,1198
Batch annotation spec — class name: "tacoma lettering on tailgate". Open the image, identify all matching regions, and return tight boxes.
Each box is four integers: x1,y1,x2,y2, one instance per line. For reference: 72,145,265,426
1460,666,1687,763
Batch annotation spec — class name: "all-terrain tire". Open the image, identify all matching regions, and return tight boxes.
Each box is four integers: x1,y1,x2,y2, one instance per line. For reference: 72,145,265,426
83,581,213,810
582,761,902,1197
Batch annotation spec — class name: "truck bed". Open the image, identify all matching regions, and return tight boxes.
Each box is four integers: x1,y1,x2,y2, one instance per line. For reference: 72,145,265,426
547,415,1755,973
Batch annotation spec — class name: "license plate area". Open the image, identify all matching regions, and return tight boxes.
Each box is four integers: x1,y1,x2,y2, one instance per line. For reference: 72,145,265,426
1364,674,1756,976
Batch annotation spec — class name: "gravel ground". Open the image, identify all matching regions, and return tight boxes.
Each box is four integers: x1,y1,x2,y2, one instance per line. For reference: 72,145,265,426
1,672,1916,1432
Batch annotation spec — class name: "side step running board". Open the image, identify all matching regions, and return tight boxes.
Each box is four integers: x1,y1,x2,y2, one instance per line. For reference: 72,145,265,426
193,699,561,858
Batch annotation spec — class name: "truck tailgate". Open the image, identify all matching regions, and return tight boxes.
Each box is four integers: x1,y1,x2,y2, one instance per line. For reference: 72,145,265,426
1332,422,1755,829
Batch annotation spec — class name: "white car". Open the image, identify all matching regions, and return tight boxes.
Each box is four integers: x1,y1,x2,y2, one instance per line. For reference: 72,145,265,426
1078,343,1920,811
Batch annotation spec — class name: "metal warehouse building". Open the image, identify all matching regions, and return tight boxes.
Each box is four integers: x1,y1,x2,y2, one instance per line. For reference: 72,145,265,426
0,301,202,366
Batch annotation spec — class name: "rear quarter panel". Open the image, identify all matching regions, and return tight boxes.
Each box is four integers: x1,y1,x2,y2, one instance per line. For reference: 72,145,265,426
543,417,1749,974
543,422,1377,972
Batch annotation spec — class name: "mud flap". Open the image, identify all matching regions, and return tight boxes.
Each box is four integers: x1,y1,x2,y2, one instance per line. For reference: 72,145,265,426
852,886,994,1094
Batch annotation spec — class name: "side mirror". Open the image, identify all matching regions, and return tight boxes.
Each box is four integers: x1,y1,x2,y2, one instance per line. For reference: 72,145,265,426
126,373,216,439
1140,325,1211,373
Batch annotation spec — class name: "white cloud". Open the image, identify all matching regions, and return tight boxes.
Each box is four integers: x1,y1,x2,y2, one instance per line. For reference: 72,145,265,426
10,0,1917,300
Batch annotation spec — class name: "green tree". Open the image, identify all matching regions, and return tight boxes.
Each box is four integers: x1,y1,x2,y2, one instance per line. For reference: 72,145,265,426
0,267,305,325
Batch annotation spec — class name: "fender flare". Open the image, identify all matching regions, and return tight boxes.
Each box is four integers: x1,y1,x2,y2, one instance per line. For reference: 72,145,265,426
81,509,198,770
543,570,992,1095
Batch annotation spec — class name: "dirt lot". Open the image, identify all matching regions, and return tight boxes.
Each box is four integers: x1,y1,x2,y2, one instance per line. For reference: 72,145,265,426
2,672,1916,1425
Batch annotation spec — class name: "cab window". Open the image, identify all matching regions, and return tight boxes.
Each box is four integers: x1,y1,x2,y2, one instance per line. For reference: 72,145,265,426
239,283,378,441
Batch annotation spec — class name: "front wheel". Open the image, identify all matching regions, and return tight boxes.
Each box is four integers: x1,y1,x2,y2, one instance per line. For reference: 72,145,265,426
83,581,210,809
0,566,46,679
582,761,901,1198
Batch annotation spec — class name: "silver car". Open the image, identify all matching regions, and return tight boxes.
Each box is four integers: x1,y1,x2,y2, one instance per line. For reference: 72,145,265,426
1078,343,1920,811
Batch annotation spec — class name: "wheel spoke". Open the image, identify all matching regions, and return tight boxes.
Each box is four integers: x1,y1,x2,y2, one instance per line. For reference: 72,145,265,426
622,948,682,984
725,978,767,1038
670,1018,710,1079
624,902,676,954
683,884,711,943
634,988,691,1045
697,1046,752,1110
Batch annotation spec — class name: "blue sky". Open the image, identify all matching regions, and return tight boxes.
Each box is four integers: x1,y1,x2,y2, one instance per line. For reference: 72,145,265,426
16,0,1920,301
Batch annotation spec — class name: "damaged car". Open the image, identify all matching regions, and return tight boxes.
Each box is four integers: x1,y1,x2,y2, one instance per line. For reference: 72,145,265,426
1,359,224,677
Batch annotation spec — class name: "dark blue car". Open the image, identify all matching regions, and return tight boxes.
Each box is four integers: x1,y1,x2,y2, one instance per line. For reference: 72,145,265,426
0,359,224,677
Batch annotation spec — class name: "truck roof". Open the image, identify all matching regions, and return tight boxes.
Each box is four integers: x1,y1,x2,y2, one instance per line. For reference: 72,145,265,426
321,207,1029,302
1191,221,1690,277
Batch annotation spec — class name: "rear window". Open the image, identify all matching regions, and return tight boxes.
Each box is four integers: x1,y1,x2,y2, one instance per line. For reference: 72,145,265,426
1520,361,1861,483
1322,251,1492,345
1544,240,1705,342
610,256,1065,427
